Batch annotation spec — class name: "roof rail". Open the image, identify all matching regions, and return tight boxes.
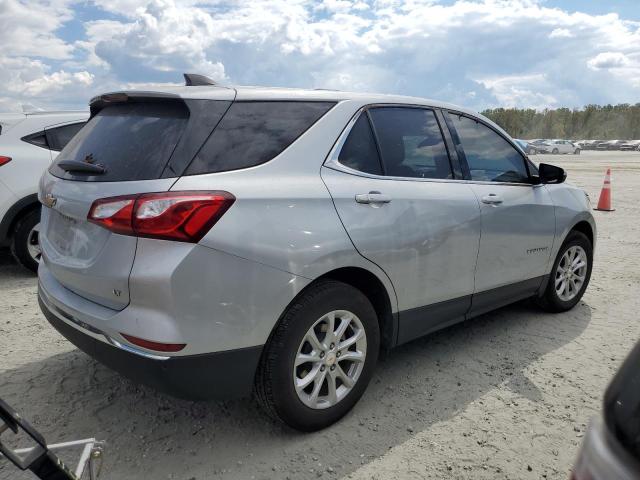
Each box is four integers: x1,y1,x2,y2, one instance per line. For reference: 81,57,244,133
183,73,217,86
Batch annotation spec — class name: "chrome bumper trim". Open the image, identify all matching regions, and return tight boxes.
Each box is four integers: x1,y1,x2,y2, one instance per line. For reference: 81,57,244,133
39,282,170,361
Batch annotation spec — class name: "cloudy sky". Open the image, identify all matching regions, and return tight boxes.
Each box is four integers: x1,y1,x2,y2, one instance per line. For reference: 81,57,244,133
1,0,639,112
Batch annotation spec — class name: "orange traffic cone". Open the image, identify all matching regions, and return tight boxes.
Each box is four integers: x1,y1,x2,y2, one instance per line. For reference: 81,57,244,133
594,168,615,211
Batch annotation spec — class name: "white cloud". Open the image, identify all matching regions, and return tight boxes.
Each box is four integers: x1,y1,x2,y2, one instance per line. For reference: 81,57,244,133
588,51,631,70
549,28,572,38
20,71,94,96
478,74,558,110
0,57,95,112
0,0,74,60
1,0,640,112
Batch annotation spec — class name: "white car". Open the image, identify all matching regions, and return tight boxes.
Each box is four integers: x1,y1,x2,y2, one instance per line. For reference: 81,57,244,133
0,111,87,271
540,139,580,155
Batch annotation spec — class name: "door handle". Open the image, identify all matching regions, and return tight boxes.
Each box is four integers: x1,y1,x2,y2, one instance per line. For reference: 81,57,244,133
355,191,392,205
481,193,503,205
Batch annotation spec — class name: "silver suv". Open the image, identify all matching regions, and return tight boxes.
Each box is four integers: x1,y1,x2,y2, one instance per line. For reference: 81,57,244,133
37,76,595,431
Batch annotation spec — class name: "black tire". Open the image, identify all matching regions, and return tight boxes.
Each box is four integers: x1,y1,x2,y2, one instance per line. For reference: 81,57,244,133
528,147,536,155
535,230,592,313
552,148,559,154
10,208,41,273
574,148,581,155
255,280,380,431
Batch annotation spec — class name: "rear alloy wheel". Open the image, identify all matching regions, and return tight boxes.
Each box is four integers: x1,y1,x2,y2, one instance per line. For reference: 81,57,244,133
535,230,592,312
11,209,41,273
255,280,379,431
294,310,367,410
552,148,559,154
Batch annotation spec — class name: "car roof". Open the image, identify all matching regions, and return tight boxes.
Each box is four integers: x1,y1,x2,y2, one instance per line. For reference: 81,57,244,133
0,110,86,119
93,84,516,140
0,110,88,136
95,84,486,122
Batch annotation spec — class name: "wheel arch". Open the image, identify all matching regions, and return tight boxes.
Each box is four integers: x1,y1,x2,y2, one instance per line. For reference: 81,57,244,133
316,267,397,351
0,194,40,244
264,266,398,355
570,220,594,246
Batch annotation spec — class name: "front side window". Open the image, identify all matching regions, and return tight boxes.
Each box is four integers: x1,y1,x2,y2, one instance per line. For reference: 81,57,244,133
368,107,452,179
450,114,529,183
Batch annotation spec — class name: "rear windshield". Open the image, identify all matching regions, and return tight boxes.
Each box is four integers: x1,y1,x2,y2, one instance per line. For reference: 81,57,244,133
185,101,335,175
49,102,189,182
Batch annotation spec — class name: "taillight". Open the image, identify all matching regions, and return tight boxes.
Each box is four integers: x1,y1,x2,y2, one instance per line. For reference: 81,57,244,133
88,191,235,242
88,196,135,235
0,156,11,167
120,333,186,352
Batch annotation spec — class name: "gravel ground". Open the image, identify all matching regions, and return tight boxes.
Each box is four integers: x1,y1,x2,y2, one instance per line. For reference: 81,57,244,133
1,151,639,480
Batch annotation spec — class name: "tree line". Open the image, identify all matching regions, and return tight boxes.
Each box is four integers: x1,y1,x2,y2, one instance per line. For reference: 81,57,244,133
481,104,640,140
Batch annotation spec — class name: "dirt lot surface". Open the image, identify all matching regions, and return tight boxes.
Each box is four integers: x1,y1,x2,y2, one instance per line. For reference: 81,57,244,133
1,151,639,480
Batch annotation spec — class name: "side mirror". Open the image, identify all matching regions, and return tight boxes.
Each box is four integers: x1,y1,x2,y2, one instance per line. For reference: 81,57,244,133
539,163,566,184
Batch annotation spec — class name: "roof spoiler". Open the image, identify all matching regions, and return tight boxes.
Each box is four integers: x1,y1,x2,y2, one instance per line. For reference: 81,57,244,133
88,91,183,117
183,73,217,86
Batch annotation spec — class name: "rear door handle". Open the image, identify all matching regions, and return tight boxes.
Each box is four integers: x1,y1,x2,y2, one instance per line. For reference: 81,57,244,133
355,191,392,204
481,193,503,205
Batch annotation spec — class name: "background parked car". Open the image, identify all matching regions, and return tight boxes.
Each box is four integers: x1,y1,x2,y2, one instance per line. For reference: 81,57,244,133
596,140,627,151
619,140,640,151
0,111,87,271
572,340,640,479
579,140,602,150
538,139,580,154
515,139,538,154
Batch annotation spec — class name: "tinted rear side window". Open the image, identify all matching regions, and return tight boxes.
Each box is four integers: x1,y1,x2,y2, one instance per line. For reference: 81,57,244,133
369,107,452,179
338,114,382,175
22,131,49,150
185,101,334,175
50,102,188,181
46,122,86,151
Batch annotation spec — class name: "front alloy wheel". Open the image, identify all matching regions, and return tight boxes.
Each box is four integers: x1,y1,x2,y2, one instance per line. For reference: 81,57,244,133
554,246,588,301
536,230,592,312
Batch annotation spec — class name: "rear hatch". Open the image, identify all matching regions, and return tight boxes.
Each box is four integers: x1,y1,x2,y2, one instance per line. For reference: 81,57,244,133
39,90,234,310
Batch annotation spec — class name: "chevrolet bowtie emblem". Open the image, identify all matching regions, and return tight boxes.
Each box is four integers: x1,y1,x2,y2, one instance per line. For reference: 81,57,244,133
44,193,57,208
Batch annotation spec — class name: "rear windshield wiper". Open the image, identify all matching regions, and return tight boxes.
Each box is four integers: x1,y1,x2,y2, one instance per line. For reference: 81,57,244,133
57,160,106,174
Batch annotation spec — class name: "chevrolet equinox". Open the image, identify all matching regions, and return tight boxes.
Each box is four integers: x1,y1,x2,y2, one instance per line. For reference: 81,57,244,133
37,75,595,431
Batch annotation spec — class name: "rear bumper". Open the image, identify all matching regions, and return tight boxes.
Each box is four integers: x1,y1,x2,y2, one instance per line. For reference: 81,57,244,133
39,292,263,400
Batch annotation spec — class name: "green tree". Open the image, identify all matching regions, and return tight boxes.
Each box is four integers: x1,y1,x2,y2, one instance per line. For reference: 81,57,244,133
481,104,640,140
